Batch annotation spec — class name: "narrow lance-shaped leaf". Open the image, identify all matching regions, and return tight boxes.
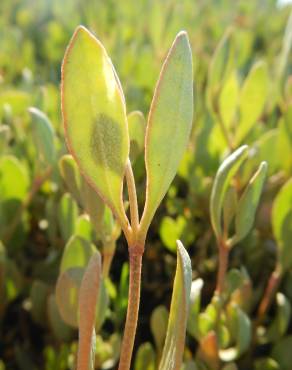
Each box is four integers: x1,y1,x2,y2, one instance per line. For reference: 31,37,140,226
28,107,55,165
235,61,269,145
159,241,192,370
233,161,267,243
210,145,248,240
61,26,129,228
77,252,101,370
141,31,193,233
272,178,292,271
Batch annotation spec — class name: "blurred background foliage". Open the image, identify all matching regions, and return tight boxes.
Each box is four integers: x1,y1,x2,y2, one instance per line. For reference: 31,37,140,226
0,0,292,369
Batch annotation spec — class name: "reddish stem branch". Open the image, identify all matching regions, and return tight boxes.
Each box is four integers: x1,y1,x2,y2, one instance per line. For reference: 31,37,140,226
257,266,282,323
118,246,144,370
215,239,230,295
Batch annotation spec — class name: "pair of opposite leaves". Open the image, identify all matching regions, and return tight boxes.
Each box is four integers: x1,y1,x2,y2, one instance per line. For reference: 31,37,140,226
61,26,193,238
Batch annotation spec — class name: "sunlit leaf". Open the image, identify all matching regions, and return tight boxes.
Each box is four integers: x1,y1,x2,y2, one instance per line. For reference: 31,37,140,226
141,31,193,233
272,178,292,271
159,241,192,370
61,26,129,227
219,71,239,128
235,61,269,144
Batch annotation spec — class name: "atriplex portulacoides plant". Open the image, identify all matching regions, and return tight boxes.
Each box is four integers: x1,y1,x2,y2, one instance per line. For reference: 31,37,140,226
61,26,193,370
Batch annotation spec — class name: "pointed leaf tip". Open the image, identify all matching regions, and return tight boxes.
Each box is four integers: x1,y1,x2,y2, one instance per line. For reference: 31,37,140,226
141,31,193,234
159,241,192,370
61,26,129,229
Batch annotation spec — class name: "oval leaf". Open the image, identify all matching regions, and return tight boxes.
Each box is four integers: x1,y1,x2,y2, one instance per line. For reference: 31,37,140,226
159,240,192,370
28,107,55,165
61,26,129,227
141,31,193,233
135,342,156,370
60,235,96,273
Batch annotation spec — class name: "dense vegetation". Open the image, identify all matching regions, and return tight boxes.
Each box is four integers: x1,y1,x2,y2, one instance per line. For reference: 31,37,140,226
0,0,292,369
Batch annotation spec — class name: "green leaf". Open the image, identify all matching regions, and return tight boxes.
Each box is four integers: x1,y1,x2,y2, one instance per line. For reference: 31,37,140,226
57,193,78,241
128,110,146,161
56,266,108,331
59,154,106,234
61,26,129,227
219,304,251,361
60,235,96,273
141,31,193,233
28,107,55,165
276,10,292,81
0,155,29,200
235,61,269,144
80,177,106,235
59,154,83,205
207,28,234,113
55,267,83,327
77,252,101,370
134,342,156,370
48,294,74,342
272,335,292,370
0,125,11,152
223,187,238,235
219,71,239,128
159,216,186,252
255,358,280,370
159,240,192,370
150,305,169,354
277,105,292,175
76,215,94,240
233,161,267,243
266,293,291,342
272,178,292,271
210,145,248,240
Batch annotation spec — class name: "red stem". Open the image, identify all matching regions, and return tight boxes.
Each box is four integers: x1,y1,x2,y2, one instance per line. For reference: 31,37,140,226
118,246,144,370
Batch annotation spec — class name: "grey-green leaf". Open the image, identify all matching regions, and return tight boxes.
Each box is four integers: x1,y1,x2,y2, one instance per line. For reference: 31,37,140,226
158,240,192,370
141,31,193,234
210,145,249,240
234,161,267,243
29,107,55,165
